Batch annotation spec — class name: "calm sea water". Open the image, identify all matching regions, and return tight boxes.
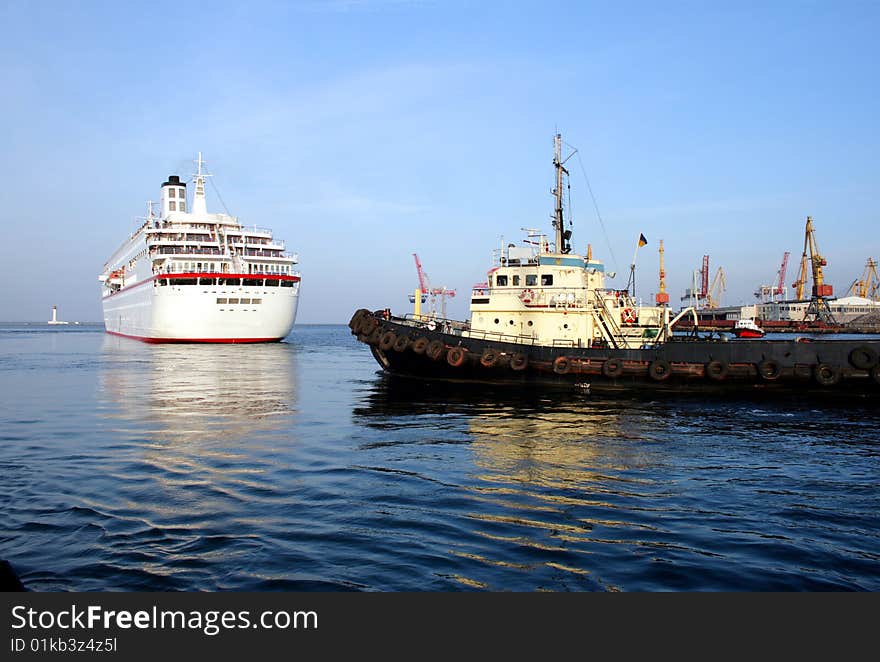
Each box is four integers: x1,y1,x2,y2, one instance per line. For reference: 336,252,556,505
1,324,879,591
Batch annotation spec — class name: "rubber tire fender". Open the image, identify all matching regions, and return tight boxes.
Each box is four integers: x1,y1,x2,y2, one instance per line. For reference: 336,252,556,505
480,348,499,367
379,331,397,351
447,347,467,367
553,356,571,375
705,360,729,381
349,308,369,331
510,353,529,371
814,363,841,387
426,340,446,361
412,337,430,354
849,346,878,371
648,359,671,381
358,315,379,335
757,359,782,381
393,335,410,352
602,358,624,378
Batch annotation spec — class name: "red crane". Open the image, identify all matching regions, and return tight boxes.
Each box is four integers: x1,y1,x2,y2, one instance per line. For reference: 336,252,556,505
700,255,710,298
754,251,791,302
775,251,790,298
413,253,429,295
410,253,456,317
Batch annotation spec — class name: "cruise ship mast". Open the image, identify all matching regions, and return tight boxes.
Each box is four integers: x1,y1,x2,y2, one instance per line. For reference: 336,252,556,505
191,152,210,217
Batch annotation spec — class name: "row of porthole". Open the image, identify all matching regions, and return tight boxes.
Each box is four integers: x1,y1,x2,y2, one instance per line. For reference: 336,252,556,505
494,318,533,326
492,319,570,329
216,298,263,305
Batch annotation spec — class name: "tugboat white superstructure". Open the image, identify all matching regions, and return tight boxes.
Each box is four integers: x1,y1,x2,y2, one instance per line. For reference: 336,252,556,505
100,155,300,342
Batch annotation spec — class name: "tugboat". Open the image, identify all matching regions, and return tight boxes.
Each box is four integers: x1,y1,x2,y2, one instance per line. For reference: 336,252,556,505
732,318,765,339
350,135,880,396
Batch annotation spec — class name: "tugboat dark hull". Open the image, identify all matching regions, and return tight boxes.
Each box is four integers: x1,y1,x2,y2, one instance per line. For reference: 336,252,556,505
350,309,880,397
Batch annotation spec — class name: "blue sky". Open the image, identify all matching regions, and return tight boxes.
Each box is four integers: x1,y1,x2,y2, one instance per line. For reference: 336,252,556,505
1,0,877,323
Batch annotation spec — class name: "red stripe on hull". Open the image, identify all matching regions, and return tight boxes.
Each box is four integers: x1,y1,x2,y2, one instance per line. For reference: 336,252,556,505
105,330,284,344
102,273,301,301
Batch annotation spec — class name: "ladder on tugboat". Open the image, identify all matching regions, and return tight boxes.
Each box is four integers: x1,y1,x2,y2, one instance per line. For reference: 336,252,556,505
592,293,621,349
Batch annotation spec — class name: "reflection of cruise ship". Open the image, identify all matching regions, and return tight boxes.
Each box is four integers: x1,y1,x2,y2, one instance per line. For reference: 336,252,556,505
99,337,297,445
99,155,300,342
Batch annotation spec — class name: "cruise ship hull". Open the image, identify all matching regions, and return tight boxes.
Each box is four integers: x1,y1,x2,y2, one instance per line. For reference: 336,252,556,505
103,274,299,343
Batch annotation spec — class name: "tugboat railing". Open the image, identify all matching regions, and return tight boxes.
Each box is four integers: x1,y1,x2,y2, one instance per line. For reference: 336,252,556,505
400,314,542,345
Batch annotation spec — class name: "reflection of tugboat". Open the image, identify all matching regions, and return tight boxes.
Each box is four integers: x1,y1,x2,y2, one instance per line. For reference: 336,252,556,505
350,135,880,396
732,319,765,339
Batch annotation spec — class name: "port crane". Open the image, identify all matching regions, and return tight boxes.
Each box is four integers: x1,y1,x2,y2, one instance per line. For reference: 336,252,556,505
705,267,726,309
655,239,669,306
791,216,835,322
680,255,725,309
409,253,456,319
846,258,880,300
754,252,790,302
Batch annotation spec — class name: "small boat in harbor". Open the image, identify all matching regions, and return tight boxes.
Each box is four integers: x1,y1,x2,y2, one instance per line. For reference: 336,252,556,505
349,134,880,396
732,318,765,339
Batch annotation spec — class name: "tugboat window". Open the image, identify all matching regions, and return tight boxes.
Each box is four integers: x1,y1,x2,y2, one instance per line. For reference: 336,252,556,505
496,275,508,286
525,274,537,286
541,274,553,286
512,275,520,286
494,318,500,324
527,321,533,326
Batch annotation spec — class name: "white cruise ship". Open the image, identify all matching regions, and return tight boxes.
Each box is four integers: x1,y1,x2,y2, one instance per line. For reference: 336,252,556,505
99,155,300,342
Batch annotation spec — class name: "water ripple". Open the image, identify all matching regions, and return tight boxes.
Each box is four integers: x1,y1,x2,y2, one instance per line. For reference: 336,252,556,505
0,325,878,591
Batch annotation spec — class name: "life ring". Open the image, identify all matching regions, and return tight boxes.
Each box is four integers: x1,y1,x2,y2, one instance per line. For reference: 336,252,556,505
553,356,571,375
510,353,529,371
426,340,446,361
705,360,729,381
519,288,535,304
757,359,782,381
621,308,637,324
849,346,878,370
648,359,671,381
447,347,467,367
814,363,840,387
427,320,437,331
480,348,499,367
602,358,624,378
412,337,430,354
379,331,397,351
393,335,410,352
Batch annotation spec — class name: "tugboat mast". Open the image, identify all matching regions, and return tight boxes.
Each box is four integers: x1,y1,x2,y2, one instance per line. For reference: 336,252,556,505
552,133,571,254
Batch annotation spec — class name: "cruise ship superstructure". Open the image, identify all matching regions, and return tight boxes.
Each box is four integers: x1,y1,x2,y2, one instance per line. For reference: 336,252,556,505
100,155,300,342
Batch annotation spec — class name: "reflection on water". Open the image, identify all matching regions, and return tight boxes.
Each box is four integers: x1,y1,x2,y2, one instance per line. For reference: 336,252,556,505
353,375,880,591
99,335,297,446
2,326,879,591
